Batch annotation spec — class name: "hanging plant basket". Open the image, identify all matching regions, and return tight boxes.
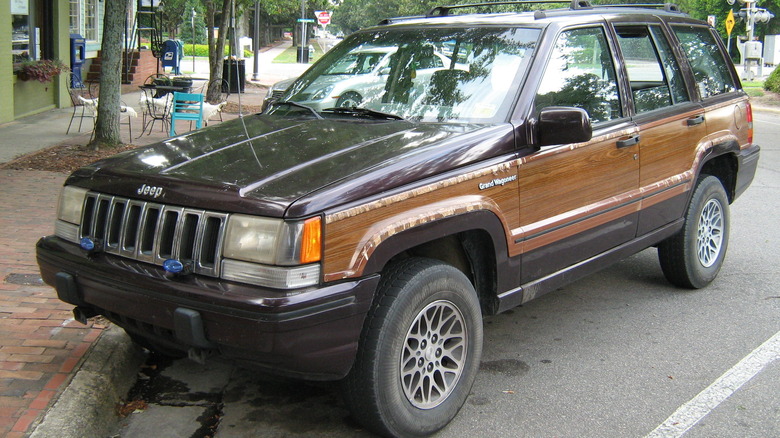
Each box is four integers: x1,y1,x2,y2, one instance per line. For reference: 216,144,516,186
14,59,69,83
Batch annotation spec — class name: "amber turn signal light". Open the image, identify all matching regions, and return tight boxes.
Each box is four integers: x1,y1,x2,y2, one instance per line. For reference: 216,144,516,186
300,217,322,264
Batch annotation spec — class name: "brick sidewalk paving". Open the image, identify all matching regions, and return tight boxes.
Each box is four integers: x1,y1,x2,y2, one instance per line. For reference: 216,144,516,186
0,170,106,438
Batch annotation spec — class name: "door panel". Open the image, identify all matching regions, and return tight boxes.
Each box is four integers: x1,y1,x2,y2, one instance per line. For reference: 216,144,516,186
515,123,640,280
613,24,707,235
518,26,640,281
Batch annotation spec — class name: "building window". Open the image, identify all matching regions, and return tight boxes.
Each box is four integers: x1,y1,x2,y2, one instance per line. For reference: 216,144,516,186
11,0,55,65
69,0,80,34
85,0,97,40
12,0,32,63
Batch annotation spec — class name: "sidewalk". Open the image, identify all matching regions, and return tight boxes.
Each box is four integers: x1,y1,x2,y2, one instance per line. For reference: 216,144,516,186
0,39,312,438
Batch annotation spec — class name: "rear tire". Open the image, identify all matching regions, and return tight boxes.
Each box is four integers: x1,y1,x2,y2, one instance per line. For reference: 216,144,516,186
343,258,483,437
658,175,730,288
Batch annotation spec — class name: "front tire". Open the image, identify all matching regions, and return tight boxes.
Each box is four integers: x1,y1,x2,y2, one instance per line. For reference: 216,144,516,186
658,175,730,288
336,91,362,108
343,258,483,437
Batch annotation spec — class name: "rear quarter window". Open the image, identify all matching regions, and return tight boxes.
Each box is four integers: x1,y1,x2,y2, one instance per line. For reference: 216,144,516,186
672,26,736,99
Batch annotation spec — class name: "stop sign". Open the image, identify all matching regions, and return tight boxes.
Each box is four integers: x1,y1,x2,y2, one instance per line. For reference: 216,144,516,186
316,11,331,26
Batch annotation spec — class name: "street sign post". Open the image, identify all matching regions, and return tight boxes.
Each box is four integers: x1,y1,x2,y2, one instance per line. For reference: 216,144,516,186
315,11,332,28
726,9,735,54
726,9,735,36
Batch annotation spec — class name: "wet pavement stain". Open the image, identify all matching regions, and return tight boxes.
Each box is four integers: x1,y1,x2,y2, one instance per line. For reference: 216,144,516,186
479,359,530,377
4,273,43,285
468,396,491,406
119,352,226,438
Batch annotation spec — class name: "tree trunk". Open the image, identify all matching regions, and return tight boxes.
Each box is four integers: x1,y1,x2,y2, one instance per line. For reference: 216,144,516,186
205,0,233,103
90,0,130,149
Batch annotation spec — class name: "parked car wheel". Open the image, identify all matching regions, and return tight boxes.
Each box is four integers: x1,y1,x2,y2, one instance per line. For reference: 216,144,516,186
658,175,730,288
336,91,363,108
343,258,483,437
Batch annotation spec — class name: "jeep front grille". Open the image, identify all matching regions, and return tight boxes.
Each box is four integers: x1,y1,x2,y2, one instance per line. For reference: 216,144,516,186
80,192,228,277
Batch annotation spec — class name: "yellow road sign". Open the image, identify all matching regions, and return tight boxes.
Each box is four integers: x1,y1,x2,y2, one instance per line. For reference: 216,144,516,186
726,10,736,36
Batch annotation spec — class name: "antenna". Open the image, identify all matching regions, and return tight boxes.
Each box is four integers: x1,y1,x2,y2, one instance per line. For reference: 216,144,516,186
228,0,261,168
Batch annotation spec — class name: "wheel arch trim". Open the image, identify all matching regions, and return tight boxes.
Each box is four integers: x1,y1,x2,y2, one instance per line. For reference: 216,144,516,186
325,208,510,284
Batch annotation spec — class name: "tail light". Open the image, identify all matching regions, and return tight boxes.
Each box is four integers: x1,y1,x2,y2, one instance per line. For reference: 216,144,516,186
746,101,754,145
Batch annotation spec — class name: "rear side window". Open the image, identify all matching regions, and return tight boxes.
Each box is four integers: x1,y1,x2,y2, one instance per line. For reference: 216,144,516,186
615,25,689,113
535,27,621,124
672,26,736,98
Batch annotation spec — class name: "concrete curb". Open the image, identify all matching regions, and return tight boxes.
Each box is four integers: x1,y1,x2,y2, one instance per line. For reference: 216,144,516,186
29,325,144,438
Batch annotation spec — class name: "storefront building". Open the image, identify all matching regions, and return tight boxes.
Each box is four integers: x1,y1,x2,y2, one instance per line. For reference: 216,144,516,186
2,0,108,124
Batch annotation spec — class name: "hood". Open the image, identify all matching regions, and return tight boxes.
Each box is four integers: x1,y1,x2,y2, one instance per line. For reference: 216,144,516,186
67,114,515,218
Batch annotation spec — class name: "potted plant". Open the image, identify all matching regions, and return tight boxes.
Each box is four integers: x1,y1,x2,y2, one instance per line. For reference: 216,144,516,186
14,59,69,83
172,76,193,89
152,76,173,87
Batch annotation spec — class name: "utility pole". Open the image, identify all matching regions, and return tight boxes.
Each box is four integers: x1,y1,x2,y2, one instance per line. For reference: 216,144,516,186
191,8,196,73
300,0,308,63
738,0,773,80
253,1,259,80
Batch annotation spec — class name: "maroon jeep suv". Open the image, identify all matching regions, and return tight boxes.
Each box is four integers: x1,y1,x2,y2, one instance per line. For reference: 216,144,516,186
38,1,759,436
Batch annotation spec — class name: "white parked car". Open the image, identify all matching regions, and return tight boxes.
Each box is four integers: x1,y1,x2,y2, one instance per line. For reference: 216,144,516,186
274,46,456,111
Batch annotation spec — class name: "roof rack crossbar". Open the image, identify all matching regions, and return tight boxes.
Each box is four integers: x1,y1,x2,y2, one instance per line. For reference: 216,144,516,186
590,3,680,12
427,0,592,17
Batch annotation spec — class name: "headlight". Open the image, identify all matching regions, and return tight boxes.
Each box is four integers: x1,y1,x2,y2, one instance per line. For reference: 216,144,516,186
57,186,89,224
222,215,322,289
55,186,88,243
222,215,322,266
311,85,334,101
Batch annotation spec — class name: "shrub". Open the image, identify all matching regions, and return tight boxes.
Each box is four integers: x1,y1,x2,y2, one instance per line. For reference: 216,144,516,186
182,44,251,58
763,67,780,92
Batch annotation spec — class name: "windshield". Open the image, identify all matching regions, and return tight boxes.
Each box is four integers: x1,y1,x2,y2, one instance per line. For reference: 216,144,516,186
276,26,540,123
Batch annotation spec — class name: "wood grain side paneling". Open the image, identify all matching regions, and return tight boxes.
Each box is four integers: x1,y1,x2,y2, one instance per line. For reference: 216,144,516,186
638,108,705,187
511,126,640,251
322,162,520,281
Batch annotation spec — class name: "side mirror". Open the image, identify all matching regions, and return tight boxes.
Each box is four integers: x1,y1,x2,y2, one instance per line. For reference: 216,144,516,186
537,107,592,147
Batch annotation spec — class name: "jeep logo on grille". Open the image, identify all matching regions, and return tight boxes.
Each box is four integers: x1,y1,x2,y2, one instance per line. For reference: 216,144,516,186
137,184,164,198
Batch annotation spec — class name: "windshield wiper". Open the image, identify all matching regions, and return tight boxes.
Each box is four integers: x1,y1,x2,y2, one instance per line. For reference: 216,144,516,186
270,101,323,119
322,107,405,121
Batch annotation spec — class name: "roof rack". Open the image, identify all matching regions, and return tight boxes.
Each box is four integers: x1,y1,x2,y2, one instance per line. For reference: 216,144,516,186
427,0,591,17
426,1,680,17
379,1,682,25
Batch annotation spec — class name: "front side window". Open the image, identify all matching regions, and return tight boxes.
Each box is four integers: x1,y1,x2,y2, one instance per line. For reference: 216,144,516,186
535,27,621,124
673,26,736,99
615,25,689,113
278,27,541,123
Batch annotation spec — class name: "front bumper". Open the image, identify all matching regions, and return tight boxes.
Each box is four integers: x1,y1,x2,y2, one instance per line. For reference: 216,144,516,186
36,236,379,380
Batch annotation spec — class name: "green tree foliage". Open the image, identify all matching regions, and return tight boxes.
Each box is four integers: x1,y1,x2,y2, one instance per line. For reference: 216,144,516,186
173,0,208,44
333,0,438,34
332,0,780,45
161,0,190,37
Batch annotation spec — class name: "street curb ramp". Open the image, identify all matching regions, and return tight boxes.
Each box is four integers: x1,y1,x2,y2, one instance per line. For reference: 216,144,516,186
29,325,144,438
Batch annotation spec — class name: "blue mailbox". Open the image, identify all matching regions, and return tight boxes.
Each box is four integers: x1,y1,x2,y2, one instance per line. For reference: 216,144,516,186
69,34,86,88
161,40,183,75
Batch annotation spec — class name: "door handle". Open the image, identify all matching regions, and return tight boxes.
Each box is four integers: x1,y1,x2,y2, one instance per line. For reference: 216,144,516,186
687,115,705,126
617,135,640,149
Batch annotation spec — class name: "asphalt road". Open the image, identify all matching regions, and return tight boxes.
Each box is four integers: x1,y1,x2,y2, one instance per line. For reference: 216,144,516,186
113,114,779,438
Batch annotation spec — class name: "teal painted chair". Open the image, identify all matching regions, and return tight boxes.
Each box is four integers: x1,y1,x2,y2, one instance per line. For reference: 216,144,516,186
169,92,204,136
